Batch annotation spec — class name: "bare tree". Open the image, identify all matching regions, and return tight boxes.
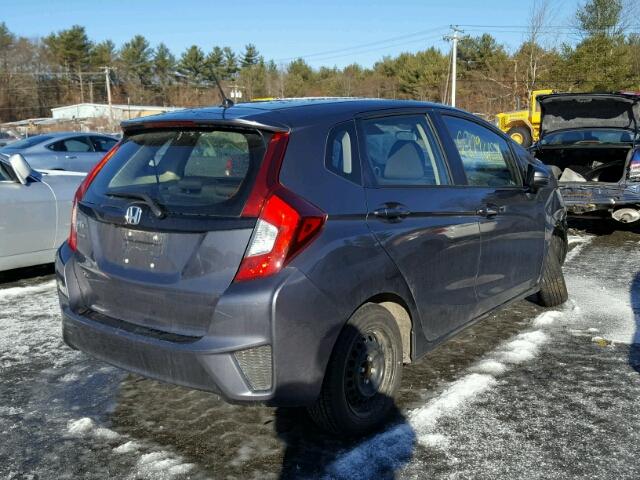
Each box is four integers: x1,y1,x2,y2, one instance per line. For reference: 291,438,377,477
524,0,550,102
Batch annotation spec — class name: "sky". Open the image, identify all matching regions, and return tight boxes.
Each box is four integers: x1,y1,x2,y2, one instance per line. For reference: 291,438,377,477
3,0,581,68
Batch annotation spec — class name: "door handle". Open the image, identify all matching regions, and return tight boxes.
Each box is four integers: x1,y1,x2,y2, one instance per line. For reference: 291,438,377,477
65,155,77,159
477,205,500,218
373,203,411,221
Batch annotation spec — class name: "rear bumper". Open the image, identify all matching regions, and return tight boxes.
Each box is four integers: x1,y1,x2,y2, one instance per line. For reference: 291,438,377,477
56,243,343,406
560,183,640,216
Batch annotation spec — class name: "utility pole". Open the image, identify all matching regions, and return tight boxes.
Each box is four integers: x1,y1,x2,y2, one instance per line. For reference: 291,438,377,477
444,26,463,107
79,69,84,103
103,66,113,124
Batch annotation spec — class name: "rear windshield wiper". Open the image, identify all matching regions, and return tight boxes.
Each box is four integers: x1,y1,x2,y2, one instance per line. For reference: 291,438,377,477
105,191,166,219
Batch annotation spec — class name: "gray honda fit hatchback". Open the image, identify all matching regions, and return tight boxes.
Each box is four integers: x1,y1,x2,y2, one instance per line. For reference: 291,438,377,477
56,98,568,435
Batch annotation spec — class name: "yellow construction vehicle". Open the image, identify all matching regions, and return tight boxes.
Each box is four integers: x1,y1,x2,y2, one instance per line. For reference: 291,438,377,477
496,89,553,147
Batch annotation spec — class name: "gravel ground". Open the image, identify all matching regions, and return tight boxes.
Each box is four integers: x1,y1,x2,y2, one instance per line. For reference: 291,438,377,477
1,225,639,480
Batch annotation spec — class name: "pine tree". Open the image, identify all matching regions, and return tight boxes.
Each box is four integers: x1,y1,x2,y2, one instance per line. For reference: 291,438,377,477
241,43,259,68
178,45,206,81
222,47,238,79
119,35,153,85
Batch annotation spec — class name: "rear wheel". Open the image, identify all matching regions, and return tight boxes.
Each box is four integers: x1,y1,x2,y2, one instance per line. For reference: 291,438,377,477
307,303,403,436
507,126,533,147
536,238,568,307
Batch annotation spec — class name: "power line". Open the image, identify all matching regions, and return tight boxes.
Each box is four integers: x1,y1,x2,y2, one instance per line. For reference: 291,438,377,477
275,26,448,62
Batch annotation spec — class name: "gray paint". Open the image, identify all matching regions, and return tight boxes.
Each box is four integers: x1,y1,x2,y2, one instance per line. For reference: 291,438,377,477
56,98,566,406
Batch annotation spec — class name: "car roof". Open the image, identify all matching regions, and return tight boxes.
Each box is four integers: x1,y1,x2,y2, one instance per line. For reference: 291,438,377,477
121,97,456,132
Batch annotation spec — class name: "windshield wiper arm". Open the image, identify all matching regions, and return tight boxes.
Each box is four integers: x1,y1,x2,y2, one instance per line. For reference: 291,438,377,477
106,191,165,219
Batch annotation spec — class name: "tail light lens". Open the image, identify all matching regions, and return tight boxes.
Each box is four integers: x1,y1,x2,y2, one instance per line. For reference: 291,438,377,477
234,188,326,282
68,142,121,251
234,131,326,282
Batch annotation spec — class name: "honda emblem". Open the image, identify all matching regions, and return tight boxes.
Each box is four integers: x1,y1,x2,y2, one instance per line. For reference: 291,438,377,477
124,205,143,225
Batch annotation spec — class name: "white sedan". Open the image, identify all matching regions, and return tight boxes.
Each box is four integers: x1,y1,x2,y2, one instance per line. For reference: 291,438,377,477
0,153,85,271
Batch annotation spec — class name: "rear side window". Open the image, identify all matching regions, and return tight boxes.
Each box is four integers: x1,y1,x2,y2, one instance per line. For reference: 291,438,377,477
48,137,93,153
326,121,359,183
91,136,118,152
360,114,450,186
442,115,519,187
84,129,266,217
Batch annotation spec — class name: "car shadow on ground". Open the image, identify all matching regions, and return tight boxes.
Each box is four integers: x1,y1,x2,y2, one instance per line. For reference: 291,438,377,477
630,271,640,374
0,263,53,285
567,217,639,235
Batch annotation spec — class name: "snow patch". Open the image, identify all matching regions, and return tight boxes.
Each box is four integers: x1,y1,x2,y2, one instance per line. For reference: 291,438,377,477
0,406,23,416
0,280,56,299
67,417,95,435
471,359,507,375
59,373,79,383
93,427,120,440
533,310,563,327
114,441,141,454
135,451,195,479
419,433,450,449
498,330,547,364
565,235,595,262
67,417,119,441
410,373,497,435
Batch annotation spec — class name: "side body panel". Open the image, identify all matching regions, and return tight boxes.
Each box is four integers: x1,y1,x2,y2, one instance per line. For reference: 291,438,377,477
0,179,56,261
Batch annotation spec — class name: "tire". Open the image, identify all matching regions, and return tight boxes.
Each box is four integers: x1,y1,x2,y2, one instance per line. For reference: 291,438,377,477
307,303,403,436
507,126,533,148
536,239,569,307
551,233,567,265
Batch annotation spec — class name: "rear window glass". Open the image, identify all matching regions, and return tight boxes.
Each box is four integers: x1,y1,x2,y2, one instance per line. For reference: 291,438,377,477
84,129,267,217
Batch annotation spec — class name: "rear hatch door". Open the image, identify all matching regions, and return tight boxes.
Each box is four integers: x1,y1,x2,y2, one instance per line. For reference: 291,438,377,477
73,126,271,337
538,93,639,138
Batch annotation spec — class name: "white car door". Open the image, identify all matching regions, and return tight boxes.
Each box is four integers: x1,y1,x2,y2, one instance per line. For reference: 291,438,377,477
0,162,57,258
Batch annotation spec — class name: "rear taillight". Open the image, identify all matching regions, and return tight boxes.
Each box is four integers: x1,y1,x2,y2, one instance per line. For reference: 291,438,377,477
234,187,326,282
234,131,326,282
68,142,121,251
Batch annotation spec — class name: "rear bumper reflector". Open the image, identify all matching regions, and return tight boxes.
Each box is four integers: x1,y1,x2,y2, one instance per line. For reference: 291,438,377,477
234,345,273,391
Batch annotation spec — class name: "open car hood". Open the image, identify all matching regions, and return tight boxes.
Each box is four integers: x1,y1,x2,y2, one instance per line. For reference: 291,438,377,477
539,93,640,138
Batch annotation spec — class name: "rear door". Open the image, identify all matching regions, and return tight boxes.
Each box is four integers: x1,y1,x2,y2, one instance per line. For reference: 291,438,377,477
360,111,482,340
48,136,97,172
73,127,268,337
438,113,545,314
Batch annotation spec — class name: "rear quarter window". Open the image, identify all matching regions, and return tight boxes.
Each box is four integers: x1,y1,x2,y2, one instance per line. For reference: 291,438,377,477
325,121,360,183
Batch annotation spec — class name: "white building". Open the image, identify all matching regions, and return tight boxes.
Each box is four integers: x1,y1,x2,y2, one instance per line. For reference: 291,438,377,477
51,103,182,121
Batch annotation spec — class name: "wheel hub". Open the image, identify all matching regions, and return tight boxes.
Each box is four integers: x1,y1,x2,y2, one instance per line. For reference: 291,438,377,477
345,331,386,409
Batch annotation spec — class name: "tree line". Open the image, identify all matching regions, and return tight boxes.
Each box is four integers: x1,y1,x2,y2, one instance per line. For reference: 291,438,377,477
0,0,639,123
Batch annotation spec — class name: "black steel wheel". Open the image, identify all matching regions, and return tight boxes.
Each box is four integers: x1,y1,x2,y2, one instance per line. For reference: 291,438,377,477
308,303,403,436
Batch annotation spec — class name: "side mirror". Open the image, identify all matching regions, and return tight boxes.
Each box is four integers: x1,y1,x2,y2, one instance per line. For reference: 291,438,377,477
527,165,551,192
8,153,33,185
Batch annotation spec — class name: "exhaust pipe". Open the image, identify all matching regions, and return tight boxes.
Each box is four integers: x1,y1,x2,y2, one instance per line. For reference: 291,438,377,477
612,208,640,223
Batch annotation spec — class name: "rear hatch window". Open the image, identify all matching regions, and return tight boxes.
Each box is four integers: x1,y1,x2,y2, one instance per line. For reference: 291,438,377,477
84,128,267,218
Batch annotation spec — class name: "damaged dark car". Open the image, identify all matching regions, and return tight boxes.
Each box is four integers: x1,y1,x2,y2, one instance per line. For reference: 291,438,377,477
531,93,640,224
